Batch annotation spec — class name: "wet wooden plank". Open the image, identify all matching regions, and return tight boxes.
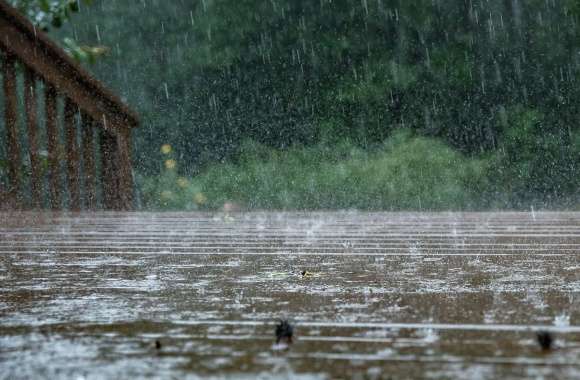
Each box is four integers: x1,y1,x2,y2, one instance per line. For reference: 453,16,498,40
2,54,20,205
44,82,60,209
64,98,80,211
0,212,579,378
24,68,41,209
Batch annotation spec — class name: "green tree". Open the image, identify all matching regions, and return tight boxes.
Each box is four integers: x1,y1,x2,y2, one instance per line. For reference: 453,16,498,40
53,0,580,208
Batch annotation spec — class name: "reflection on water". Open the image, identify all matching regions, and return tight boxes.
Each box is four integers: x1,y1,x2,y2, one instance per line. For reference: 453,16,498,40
1,211,580,379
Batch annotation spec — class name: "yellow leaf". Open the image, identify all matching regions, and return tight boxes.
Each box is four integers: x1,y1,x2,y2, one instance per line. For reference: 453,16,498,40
165,159,177,170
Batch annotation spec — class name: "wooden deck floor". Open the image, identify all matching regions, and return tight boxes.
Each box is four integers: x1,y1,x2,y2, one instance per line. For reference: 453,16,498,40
1,211,580,379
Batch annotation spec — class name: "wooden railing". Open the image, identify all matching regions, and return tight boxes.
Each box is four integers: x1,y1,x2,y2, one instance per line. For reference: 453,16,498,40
0,0,138,210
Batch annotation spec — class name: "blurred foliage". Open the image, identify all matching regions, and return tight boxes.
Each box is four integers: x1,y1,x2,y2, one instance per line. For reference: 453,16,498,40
7,0,579,209
8,0,106,63
139,144,206,210
141,130,489,210
8,0,89,29
490,107,580,208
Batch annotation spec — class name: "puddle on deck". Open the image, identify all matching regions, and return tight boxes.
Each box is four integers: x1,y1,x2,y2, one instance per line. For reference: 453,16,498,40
1,211,580,379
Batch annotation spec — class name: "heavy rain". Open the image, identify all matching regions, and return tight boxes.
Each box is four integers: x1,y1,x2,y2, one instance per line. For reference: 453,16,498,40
0,0,579,379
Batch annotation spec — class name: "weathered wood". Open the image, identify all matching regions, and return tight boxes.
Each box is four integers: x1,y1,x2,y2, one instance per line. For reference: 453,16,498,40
99,129,119,210
115,126,133,210
0,2,138,131
45,82,60,209
81,113,97,210
2,54,21,205
64,98,81,211
24,68,41,208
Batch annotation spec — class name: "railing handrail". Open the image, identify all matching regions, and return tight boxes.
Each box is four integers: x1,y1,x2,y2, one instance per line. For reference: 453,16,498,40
0,0,138,130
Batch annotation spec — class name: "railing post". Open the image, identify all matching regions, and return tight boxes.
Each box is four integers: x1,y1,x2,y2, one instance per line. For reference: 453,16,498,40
116,126,133,210
64,98,81,211
81,112,97,210
99,127,119,210
45,82,60,209
2,54,21,207
24,68,42,208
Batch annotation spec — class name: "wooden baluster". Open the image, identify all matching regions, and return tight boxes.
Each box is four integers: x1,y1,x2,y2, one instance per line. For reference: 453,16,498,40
99,127,119,210
45,82,60,209
64,98,81,211
24,68,42,208
81,112,97,210
116,126,133,210
2,54,21,208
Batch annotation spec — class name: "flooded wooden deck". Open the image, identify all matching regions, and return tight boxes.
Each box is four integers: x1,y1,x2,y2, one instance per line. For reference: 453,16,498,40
1,211,580,379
